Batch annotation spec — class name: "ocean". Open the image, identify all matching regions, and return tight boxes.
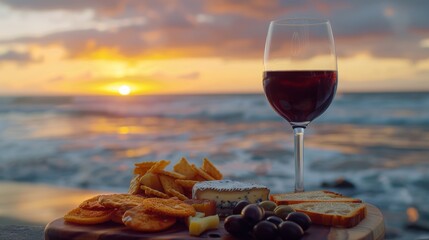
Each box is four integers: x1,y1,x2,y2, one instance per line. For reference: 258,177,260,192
0,93,429,239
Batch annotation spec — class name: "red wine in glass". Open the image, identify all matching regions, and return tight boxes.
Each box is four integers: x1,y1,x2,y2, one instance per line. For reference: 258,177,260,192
263,18,337,192
263,70,337,125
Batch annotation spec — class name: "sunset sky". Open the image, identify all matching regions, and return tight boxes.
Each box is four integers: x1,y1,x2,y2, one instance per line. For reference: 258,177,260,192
0,0,428,95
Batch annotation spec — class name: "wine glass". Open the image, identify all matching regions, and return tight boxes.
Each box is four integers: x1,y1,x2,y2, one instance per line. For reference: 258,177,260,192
263,18,337,192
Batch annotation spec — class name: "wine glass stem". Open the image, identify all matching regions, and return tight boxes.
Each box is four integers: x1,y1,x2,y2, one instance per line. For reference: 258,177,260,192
294,127,305,192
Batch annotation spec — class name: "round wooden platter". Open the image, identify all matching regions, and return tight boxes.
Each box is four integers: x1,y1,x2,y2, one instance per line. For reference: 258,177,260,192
44,204,384,240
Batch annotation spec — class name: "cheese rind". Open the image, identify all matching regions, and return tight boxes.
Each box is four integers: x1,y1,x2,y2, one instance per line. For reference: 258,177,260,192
192,180,269,217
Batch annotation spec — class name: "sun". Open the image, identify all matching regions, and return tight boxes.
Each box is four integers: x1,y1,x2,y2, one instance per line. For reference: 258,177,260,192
118,85,131,96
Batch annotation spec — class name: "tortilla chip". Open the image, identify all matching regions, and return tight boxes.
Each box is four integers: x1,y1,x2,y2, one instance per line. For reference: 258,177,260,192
201,158,223,180
173,157,197,179
159,174,184,194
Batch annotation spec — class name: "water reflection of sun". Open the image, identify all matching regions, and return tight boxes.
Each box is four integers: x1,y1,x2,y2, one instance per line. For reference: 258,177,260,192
118,85,131,95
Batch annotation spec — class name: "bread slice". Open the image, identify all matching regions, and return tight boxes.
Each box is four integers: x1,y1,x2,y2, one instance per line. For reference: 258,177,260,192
290,202,367,228
270,190,362,205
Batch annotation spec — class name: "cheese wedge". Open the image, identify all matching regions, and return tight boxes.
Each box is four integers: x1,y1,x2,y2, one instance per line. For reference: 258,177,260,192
192,180,269,217
189,214,220,236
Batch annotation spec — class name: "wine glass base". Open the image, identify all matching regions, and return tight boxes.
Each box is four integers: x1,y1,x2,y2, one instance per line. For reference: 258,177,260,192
291,121,310,128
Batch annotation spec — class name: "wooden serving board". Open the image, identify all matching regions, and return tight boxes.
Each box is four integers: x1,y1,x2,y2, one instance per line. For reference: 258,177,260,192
44,204,384,240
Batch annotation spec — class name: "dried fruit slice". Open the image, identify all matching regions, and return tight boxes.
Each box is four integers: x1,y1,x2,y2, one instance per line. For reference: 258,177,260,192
184,199,217,217
123,205,176,232
64,207,113,225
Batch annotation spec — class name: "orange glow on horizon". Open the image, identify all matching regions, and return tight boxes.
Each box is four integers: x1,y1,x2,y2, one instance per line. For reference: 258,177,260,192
0,49,428,95
93,81,159,96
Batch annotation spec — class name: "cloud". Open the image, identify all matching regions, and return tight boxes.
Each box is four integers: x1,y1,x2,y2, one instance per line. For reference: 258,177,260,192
0,0,428,61
203,0,286,19
0,0,128,16
0,50,38,63
178,72,200,80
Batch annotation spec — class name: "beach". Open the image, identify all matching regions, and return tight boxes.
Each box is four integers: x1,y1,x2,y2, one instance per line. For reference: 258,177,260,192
0,181,110,225
1,93,429,239
0,181,110,240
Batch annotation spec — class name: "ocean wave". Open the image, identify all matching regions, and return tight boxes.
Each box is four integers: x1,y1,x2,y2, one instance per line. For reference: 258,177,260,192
0,93,427,240
0,93,428,127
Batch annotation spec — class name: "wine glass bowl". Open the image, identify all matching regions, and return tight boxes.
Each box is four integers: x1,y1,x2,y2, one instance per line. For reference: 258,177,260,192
263,70,337,127
263,18,337,192
264,19,337,73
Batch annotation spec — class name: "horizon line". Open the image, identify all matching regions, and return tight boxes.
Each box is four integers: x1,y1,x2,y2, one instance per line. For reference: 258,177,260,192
0,90,429,98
